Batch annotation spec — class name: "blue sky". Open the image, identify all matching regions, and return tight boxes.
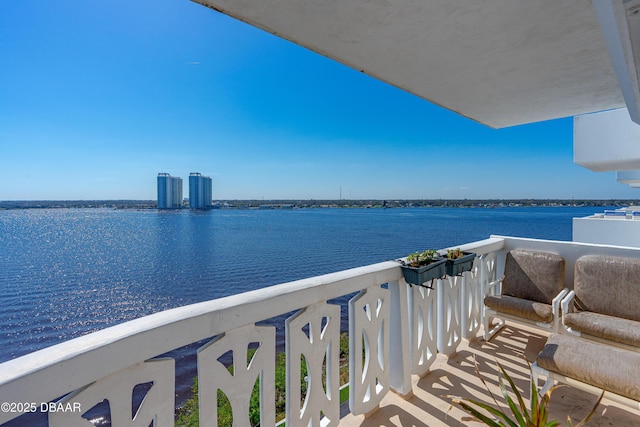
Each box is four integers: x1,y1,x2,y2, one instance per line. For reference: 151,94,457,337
0,0,637,201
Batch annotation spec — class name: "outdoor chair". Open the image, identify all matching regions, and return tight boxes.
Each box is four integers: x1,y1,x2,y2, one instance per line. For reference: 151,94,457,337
483,249,567,341
532,333,640,410
561,254,640,351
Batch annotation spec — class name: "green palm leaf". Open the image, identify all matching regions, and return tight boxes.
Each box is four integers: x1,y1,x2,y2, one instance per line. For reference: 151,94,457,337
451,355,603,427
453,397,519,427
496,367,526,426
498,362,530,421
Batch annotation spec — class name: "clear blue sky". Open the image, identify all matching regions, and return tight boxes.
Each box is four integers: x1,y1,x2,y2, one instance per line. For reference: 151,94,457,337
0,0,637,200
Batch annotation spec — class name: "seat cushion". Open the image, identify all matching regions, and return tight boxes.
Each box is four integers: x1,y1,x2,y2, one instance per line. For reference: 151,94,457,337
501,250,565,305
484,295,553,323
574,255,640,321
564,311,640,347
537,333,640,401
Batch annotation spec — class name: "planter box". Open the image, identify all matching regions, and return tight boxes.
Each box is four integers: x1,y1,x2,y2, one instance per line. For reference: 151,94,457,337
444,252,476,276
400,257,447,287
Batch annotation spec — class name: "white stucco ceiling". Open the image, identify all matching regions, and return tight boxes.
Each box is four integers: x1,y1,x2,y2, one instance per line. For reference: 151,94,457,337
194,0,625,128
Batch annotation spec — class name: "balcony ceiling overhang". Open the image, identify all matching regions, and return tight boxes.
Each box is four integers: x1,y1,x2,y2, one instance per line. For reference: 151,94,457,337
193,0,632,128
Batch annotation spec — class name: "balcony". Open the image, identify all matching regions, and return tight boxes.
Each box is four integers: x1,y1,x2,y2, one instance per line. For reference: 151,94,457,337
1,236,639,426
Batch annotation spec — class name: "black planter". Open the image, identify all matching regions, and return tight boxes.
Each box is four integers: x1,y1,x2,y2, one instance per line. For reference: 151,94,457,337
400,257,447,287
444,252,476,276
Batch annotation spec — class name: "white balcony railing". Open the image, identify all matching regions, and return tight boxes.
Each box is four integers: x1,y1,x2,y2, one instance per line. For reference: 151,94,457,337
2,235,639,426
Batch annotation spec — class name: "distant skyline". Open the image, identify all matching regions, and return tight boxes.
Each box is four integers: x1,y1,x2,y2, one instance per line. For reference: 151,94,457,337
1,0,638,201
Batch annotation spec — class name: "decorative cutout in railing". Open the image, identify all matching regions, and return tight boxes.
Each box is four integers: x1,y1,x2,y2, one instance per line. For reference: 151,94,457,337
438,276,462,355
409,285,438,377
460,258,481,339
473,252,498,323
49,358,175,427
348,285,390,415
460,253,495,340
285,301,341,427
197,324,276,427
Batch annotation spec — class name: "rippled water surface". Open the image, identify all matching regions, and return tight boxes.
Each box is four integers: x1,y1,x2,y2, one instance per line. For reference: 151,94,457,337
0,206,601,420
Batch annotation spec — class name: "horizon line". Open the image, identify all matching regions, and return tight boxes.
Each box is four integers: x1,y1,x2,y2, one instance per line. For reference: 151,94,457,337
2,198,639,203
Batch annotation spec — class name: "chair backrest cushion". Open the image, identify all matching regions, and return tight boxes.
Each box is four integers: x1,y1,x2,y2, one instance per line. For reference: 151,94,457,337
501,249,565,304
574,255,640,321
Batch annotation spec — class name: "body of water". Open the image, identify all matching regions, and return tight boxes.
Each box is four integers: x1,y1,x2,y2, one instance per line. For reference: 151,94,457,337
0,206,602,422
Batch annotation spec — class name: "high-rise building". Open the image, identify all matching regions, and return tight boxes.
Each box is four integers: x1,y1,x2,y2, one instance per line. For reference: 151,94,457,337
157,173,183,209
189,172,213,209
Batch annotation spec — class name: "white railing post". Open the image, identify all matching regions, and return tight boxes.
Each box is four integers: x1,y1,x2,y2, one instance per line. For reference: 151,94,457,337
348,285,390,416
480,254,488,328
460,272,469,338
197,324,276,427
479,253,497,328
49,358,175,427
409,283,438,376
285,301,341,427
388,280,412,396
461,257,483,339
437,276,462,355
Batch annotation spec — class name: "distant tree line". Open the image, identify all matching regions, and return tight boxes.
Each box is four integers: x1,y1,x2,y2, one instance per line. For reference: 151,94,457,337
0,200,156,209
214,198,639,209
1,199,639,210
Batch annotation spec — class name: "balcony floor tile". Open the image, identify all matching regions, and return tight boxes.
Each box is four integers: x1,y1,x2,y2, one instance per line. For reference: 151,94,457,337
339,324,640,426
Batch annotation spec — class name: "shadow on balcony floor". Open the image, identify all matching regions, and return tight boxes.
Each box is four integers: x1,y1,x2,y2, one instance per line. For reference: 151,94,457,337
339,324,640,426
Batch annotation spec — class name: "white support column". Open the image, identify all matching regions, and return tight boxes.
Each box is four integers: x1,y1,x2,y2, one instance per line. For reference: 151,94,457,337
461,258,483,339
410,283,438,376
460,273,469,339
437,276,462,355
437,279,445,354
388,279,412,396
592,0,640,124
479,253,498,334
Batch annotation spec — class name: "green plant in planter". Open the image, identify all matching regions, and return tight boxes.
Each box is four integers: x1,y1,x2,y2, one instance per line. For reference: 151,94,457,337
447,247,465,260
443,247,476,276
406,249,439,267
450,357,603,427
401,249,447,286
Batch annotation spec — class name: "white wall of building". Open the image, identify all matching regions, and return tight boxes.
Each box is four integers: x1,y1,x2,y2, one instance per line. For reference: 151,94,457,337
574,108,640,172
573,215,640,247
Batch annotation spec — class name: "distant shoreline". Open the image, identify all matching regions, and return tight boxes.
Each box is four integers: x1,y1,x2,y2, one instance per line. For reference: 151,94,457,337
1,199,638,210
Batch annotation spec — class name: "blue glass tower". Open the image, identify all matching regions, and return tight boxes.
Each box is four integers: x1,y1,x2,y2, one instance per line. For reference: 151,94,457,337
157,173,183,209
189,173,213,209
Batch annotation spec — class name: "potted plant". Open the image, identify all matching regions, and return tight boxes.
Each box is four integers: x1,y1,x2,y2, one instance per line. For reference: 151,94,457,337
399,249,447,287
444,248,476,276
450,357,602,427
